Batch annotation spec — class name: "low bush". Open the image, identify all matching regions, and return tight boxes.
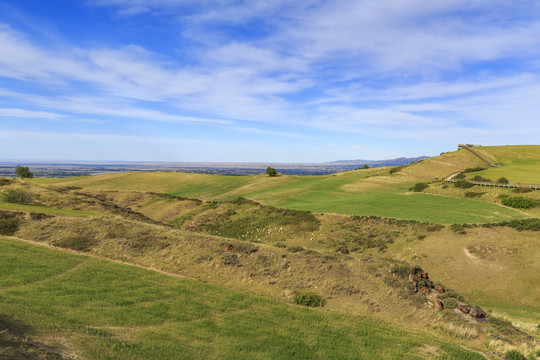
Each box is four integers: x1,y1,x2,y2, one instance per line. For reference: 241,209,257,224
450,224,466,234
464,191,485,198
287,246,305,253
389,165,407,174
454,174,466,180
0,178,13,186
425,223,444,232
513,187,532,193
391,263,410,277
501,196,537,209
409,183,429,192
1,189,32,204
505,350,526,360
233,243,259,254
221,253,239,265
454,180,474,189
503,219,540,231
471,175,490,182
30,212,54,220
293,291,326,307
440,297,458,309
462,167,488,173
52,236,95,252
497,177,509,184
0,219,20,235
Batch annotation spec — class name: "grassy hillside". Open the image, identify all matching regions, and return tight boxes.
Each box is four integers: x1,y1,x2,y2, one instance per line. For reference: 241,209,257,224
0,237,485,360
31,166,524,224
463,145,540,184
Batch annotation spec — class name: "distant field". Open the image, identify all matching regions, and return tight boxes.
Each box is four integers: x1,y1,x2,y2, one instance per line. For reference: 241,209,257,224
0,238,483,360
465,145,540,184
34,169,524,223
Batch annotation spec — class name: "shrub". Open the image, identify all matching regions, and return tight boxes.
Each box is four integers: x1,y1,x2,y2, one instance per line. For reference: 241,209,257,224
501,196,537,209
293,291,326,307
0,219,20,235
287,246,305,253
505,350,526,360
440,297,458,309
233,243,259,254
52,236,95,252
389,165,406,174
221,253,238,265
497,177,509,184
462,167,488,173
504,219,540,231
425,223,444,232
454,174,466,180
409,183,429,192
391,263,410,277
464,191,485,198
513,187,532,193
450,224,468,235
454,180,474,189
30,212,54,220
471,175,490,182
1,189,32,204
0,178,12,186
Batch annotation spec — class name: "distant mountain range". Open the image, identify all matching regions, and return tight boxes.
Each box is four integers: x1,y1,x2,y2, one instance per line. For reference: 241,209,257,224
325,156,430,166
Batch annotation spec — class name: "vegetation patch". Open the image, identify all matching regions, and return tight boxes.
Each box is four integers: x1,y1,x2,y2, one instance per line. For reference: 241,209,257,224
471,175,490,182
293,291,326,307
0,178,13,186
454,180,474,189
389,165,407,174
0,219,20,235
505,350,526,360
409,183,429,192
1,189,32,204
464,191,485,198
501,197,537,209
52,235,96,252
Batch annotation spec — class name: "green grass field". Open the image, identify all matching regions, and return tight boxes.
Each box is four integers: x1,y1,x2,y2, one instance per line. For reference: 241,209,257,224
0,238,484,360
464,145,540,184
33,170,524,223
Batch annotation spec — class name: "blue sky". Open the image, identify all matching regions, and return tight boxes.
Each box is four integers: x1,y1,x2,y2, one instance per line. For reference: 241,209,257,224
1,0,539,162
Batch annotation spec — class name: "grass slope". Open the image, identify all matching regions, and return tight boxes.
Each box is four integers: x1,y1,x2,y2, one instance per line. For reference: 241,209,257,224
0,238,483,360
33,169,523,223
464,145,540,184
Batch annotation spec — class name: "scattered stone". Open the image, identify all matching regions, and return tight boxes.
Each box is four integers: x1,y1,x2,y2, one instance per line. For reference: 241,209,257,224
433,297,444,310
469,306,486,319
225,244,233,251
434,285,445,294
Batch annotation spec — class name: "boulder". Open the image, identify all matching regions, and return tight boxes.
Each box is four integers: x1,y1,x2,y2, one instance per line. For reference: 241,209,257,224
434,285,445,294
457,304,470,314
469,306,486,319
433,297,444,310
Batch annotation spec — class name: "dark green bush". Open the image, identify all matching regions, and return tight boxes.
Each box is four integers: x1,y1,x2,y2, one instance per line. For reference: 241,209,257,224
454,174,466,180
501,196,537,209
0,178,13,186
471,175,490,182
462,167,488,173
389,165,407,174
293,291,326,307
503,219,540,231
497,177,509,184
232,243,259,254
0,219,20,235
391,263,410,277
454,180,474,189
465,191,485,198
1,189,32,204
52,236,95,252
409,183,429,192
505,350,526,360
